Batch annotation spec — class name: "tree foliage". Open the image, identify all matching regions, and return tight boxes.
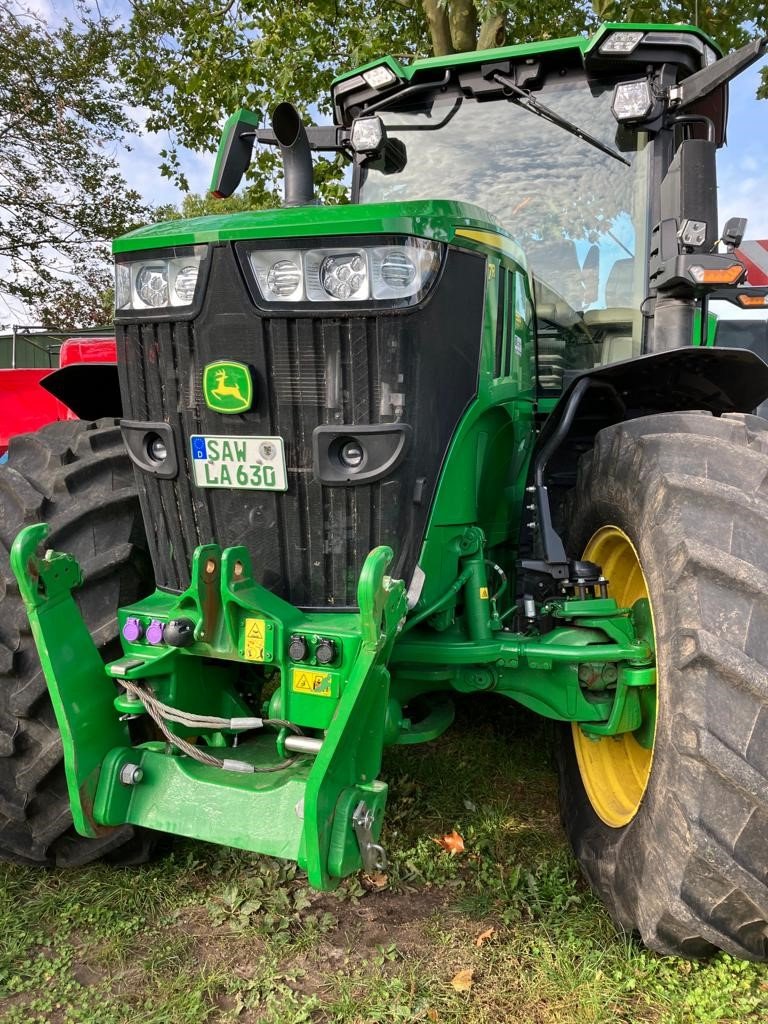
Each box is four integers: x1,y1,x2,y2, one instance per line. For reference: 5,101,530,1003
29,267,114,331
0,1,148,322
118,1,428,205
1,0,764,322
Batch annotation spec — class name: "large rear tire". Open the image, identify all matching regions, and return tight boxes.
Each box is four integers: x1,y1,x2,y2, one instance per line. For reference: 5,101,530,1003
559,411,768,960
0,419,154,866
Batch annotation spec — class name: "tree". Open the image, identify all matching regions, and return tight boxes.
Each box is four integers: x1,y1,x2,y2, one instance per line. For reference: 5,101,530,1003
119,1,766,208
29,268,114,331
118,1,429,205
0,1,149,322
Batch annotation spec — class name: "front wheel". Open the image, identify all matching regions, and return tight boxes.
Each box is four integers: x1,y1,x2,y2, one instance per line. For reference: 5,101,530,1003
559,411,768,960
0,420,154,866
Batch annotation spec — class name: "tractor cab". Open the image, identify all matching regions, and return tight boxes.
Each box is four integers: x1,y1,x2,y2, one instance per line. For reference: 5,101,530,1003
333,24,762,393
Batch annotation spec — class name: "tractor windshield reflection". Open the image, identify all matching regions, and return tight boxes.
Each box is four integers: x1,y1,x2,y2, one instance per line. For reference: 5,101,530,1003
357,67,651,382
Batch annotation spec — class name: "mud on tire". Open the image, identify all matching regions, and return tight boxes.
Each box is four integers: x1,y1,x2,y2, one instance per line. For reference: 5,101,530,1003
559,410,768,960
0,419,154,866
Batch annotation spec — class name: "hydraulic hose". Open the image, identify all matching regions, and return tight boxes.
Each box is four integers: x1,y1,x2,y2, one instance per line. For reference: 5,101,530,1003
403,567,473,633
121,679,304,774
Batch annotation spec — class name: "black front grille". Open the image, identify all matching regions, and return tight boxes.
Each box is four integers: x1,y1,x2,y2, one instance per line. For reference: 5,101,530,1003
118,244,484,608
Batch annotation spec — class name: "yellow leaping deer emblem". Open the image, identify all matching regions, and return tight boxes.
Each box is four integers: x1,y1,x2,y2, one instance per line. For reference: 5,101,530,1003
211,369,245,403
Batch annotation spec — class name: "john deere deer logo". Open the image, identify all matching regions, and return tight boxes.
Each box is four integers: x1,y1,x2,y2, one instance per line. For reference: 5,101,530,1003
203,361,253,414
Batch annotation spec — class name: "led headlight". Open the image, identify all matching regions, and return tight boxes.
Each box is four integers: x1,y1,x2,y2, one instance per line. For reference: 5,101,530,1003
350,116,386,154
599,31,644,54
115,250,204,311
173,264,200,304
248,239,442,305
115,263,131,310
362,65,397,90
249,249,304,301
612,79,653,123
135,264,169,307
370,239,440,299
314,251,368,300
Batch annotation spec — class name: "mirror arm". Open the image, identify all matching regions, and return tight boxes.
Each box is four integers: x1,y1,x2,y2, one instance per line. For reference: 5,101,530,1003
240,126,352,152
670,35,767,110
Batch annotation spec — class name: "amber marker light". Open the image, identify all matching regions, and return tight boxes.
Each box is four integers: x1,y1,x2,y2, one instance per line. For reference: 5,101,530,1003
689,263,745,285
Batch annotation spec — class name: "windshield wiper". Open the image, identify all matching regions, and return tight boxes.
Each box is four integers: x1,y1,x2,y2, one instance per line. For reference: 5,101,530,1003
492,72,630,167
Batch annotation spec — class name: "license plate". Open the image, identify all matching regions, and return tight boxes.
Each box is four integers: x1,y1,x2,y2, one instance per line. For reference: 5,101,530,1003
190,435,287,491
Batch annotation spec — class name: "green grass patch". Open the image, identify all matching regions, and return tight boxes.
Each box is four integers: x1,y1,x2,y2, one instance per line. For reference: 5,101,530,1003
1,697,766,1022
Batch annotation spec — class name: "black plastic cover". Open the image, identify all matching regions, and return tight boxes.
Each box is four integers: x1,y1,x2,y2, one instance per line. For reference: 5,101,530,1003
40,363,122,420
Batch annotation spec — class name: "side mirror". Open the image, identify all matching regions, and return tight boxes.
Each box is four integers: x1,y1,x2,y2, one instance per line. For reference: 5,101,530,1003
209,108,261,199
364,138,408,176
722,216,747,251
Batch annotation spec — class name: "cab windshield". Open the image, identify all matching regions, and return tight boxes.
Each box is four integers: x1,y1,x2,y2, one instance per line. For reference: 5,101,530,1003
356,67,651,387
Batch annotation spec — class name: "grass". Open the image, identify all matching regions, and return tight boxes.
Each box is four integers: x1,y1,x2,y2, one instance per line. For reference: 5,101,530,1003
1,697,767,1023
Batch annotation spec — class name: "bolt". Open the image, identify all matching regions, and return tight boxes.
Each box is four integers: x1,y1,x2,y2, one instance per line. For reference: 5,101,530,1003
578,663,602,687
526,521,536,529
205,558,216,575
602,664,619,684
233,560,244,579
119,763,144,786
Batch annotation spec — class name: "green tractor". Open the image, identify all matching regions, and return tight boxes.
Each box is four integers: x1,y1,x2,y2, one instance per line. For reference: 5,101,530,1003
2,22,768,959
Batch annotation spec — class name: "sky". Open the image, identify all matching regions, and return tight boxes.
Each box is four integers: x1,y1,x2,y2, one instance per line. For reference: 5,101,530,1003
1,3,767,327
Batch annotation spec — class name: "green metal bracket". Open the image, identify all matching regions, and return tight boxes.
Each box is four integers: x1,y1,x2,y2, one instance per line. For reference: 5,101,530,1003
578,663,656,738
302,547,408,888
12,521,408,888
10,524,130,840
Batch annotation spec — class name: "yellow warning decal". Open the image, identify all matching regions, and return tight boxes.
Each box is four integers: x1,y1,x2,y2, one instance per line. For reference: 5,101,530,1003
244,618,266,661
479,587,489,600
292,668,333,697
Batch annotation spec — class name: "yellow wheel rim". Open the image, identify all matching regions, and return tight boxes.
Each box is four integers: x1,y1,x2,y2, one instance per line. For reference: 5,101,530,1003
572,526,656,828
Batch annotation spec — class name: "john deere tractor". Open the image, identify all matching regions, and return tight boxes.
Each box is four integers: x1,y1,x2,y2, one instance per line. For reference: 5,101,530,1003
2,22,768,959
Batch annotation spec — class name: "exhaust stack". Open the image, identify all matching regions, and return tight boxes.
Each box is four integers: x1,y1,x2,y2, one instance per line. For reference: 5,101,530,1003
272,102,315,208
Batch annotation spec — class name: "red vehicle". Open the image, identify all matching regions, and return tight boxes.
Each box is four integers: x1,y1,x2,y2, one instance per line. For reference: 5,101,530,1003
0,335,118,457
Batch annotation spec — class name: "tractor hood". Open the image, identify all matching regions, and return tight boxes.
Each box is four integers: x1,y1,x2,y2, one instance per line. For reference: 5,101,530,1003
113,199,525,266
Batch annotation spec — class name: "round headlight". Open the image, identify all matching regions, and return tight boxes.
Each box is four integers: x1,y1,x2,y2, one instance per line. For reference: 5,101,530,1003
147,434,168,463
339,439,364,469
380,250,416,289
320,253,367,300
173,264,199,304
135,264,169,307
267,259,302,297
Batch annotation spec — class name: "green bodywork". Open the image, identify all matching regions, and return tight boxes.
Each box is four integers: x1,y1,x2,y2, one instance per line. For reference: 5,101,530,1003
331,21,720,87
11,21,698,887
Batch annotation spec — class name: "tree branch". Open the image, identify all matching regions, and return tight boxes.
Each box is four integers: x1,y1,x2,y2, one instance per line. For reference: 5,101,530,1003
477,12,505,51
448,0,477,52
422,0,454,55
